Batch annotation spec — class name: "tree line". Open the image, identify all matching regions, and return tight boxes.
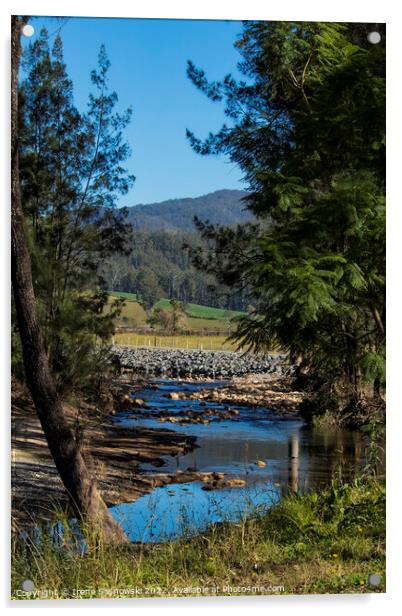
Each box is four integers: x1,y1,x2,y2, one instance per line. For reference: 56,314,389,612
102,228,248,311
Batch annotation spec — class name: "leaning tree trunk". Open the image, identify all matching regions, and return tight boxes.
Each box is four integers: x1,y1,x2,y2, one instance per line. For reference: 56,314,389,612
11,15,127,544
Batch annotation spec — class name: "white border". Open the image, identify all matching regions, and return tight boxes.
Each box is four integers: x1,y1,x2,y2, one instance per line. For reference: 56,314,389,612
1,0,401,613
0,1,393,21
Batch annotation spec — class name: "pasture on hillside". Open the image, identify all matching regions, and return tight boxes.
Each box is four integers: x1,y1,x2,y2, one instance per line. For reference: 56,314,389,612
107,292,244,334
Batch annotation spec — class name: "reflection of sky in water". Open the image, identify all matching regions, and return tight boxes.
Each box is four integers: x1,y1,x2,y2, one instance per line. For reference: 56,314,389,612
110,481,281,542
110,379,371,542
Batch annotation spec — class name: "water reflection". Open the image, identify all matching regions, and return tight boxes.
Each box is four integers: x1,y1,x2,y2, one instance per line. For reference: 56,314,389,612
110,379,383,542
111,480,281,543
288,434,299,493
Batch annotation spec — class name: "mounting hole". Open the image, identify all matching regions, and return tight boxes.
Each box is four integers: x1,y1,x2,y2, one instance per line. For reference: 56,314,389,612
21,579,35,591
22,24,35,37
367,31,381,45
368,573,381,586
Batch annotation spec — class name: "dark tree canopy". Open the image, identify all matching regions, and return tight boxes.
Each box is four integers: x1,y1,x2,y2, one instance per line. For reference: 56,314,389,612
187,21,385,404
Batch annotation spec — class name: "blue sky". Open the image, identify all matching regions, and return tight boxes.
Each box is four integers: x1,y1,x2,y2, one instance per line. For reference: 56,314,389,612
22,17,246,206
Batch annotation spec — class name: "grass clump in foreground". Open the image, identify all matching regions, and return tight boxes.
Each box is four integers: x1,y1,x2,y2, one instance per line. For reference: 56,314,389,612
11,477,385,599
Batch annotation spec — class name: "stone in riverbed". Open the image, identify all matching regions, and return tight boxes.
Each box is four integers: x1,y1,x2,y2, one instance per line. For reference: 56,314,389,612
202,477,247,490
201,483,215,491
225,478,246,487
212,472,225,480
200,473,213,482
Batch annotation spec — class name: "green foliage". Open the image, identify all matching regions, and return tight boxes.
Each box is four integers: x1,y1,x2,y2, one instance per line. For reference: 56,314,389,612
134,267,163,309
187,21,385,403
360,349,386,388
16,29,134,394
147,299,189,334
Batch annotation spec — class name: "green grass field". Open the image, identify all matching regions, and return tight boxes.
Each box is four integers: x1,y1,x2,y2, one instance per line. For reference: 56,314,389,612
154,298,244,321
107,292,244,334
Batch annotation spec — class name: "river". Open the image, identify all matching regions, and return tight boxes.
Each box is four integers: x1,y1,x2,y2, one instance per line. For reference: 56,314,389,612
109,379,373,542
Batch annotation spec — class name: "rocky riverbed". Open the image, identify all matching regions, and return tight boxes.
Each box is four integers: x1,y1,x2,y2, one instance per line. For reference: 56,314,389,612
112,345,293,378
181,373,305,416
11,347,300,531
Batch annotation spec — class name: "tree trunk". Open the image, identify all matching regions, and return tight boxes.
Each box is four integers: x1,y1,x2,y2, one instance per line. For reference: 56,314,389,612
11,16,127,544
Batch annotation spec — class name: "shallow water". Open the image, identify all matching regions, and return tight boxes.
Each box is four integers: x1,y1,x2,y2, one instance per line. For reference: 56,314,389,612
110,379,372,542
111,481,281,542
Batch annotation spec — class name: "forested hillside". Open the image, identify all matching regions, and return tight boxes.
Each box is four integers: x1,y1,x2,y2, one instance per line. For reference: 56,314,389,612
125,189,250,232
101,227,249,311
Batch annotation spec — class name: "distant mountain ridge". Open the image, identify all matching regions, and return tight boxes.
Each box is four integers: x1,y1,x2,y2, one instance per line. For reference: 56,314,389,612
125,189,252,232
